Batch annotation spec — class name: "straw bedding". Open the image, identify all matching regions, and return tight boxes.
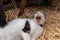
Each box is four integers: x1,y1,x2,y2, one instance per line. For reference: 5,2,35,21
5,6,60,40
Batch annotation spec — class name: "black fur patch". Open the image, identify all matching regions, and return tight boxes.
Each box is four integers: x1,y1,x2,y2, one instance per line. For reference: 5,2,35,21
22,20,30,33
40,24,43,27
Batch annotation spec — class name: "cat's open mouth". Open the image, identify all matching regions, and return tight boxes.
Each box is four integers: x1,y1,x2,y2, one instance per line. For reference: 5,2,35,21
36,16,41,23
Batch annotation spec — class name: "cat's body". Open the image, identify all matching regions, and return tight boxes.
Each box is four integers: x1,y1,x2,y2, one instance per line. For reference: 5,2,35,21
0,19,43,40
0,11,45,40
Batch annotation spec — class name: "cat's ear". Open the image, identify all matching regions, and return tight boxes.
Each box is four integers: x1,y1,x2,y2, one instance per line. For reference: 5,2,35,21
43,13,46,19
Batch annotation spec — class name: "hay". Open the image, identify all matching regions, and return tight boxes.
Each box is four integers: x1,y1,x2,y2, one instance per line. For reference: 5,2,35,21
5,6,60,40
5,9,19,22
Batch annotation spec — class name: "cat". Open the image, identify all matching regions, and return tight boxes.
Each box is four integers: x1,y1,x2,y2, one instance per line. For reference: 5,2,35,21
0,11,45,40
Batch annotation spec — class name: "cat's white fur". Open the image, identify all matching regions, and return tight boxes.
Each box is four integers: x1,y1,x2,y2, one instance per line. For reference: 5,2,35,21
0,11,45,40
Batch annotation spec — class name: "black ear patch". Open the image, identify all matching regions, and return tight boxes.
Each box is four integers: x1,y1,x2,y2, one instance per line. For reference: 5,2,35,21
22,20,30,33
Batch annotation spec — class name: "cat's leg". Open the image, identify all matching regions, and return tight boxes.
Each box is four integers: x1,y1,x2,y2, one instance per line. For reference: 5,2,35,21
31,28,43,40
21,31,30,40
31,31,40,40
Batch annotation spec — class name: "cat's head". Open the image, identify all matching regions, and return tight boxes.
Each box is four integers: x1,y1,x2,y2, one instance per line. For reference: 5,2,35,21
33,11,45,26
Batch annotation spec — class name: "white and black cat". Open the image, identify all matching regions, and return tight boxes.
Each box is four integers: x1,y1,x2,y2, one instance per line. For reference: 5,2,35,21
0,11,45,40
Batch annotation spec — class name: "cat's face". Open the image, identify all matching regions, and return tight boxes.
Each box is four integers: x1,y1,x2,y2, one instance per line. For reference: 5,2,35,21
34,11,45,25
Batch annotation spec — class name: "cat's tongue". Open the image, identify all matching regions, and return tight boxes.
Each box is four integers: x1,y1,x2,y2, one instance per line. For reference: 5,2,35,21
36,17,41,24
